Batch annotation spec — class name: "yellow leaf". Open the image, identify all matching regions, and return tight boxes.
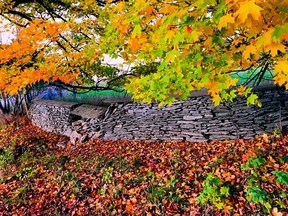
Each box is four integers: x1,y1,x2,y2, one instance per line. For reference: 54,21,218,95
218,14,235,29
114,2,125,12
177,8,187,18
235,0,263,23
274,60,288,74
274,60,288,86
212,94,221,106
264,42,286,57
256,28,274,47
159,4,178,14
166,29,176,41
243,44,258,59
262,133,269,142
119,24,130,34
274,74,286,86
226,77,238,87
146,5,154,17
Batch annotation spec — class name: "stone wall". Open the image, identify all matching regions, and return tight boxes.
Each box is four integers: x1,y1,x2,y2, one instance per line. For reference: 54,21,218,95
29,100,80,137
29,89,288,142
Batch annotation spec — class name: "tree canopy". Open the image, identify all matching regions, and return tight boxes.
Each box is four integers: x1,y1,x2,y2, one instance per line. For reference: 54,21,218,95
1,0,288,106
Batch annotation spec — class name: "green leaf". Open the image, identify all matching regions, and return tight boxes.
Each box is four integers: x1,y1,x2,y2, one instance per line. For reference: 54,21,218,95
272,24,288,42
263,202,272,211
220,186,229,197
229,89,237,101
132,24,142,37
251,169,258,177
215,201,225,210
247,93,258,106
272,171,288,185
165,49,181,63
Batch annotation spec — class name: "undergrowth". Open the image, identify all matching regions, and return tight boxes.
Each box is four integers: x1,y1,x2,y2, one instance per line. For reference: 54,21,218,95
0,117,287,215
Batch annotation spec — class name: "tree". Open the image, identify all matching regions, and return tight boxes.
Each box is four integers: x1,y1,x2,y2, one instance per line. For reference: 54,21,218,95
98,0,288,106
0,0,131,115
0,0,288,107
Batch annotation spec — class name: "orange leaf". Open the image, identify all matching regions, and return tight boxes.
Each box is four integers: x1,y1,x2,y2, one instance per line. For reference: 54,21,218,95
125,201,134,214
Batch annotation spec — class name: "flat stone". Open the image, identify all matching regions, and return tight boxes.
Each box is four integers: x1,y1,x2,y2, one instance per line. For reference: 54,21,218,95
183,115,203,121
71,104,107,119
181,131,202,136
207,131,229,135
186,137,207,142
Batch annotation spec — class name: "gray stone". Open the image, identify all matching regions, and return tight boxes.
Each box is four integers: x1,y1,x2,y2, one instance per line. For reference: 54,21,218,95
70,131,81,144
71,104,107,119
181,131,202,136
183,115,203,120
63,128,73,137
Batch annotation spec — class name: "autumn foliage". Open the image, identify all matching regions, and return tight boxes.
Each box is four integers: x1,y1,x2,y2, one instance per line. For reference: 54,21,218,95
0,0,288,105
98,0,288,105
0,117,287,215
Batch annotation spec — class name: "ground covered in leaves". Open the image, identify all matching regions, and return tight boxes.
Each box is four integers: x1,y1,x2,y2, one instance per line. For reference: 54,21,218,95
0,117,287,215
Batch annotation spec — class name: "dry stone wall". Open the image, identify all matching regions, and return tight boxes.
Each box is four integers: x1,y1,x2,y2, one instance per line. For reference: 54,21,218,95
29,89,288,142
29,100,81,137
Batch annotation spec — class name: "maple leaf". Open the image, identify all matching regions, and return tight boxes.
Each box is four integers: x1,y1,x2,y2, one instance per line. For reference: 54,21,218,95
264,42,286,57
166,29,177,41
235,0,263,23
262,134,269,143
186,26,192,33
208,82,220,97
246,93,258,105
218,14,235,29
256,28,274,47
272,23,288,42
274,60,288,75
130,38,141,53
237,85,246,96
125,201,134,214
243,44,258,60
145,5,155,18
225,77,238,87
274,60,288,86
159,4,177,14
211,94,221,106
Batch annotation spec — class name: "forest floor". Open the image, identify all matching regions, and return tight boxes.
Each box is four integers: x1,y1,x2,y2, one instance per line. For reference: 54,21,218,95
0,117,287,215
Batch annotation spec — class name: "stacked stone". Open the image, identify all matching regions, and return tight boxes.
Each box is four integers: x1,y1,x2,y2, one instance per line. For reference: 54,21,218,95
101,90,288,142
29,89,288,143
29,100,79,136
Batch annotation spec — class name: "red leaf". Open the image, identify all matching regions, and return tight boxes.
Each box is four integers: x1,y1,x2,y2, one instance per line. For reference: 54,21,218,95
186,26,192,33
